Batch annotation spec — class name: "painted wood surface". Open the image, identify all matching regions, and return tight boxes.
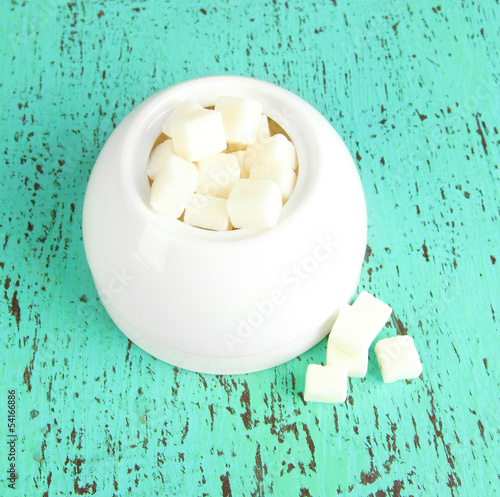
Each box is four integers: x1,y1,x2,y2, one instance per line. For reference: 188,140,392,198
1,0,499,495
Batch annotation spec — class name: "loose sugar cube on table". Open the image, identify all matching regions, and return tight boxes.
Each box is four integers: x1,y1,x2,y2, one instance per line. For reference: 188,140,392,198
352,291,393,333
227,179,282,229
329,293,392,356
375,336,423,383
161,100,203,138
215,96,263,147
304,364,348,403
327,305,373,356
249,160,297,202
326,341,368,378
326,304,368,377
146,139,175,181
245,133,298,172
150,155,199,218
197,152,240,199
169,108,227,162
183,194,232,231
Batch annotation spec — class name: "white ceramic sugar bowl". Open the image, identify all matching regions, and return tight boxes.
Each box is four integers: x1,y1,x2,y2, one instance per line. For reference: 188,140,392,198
82,76,367,374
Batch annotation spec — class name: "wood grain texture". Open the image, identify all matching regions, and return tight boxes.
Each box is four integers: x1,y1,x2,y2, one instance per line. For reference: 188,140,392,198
1,0,498,495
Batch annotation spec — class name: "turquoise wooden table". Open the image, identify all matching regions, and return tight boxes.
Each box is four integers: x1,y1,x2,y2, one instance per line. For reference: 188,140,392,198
1,0,499,495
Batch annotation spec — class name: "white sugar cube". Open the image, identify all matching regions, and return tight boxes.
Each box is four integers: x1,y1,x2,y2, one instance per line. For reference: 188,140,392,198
161,100,203,138
197,152,240,199
146,139,175,180
245,133,298,172
215,96,263,147
375,336,423,383
326,304,368,377
231,150,248,179
257,114,270,140
326,342,368,378
329,293,392,356
352,291,393,331
169,108,227,162
249,160,297,202
227,179,282,229
150,155,198,218
304,364,348,403
183,194,232,231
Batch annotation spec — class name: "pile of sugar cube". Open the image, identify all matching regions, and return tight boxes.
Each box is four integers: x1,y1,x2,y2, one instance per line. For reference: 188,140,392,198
304,291,423,403
146,96,298,231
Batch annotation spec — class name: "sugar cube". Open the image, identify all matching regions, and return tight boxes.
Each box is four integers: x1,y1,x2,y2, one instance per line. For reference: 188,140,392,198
375,336,423,383
326,342,368,378
245,133,298,172
329,293,392,356
183,194,232,231
304,364,348,403
326,304,368,377
215,96,263,147
352,291,393,332
169,108,227,162
227,179,282,229
161,100,203,138
257,113,270,140
146,139,175,181
249,160,297,202
150,155,199,218
231,150,248,179
197,152,240,199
